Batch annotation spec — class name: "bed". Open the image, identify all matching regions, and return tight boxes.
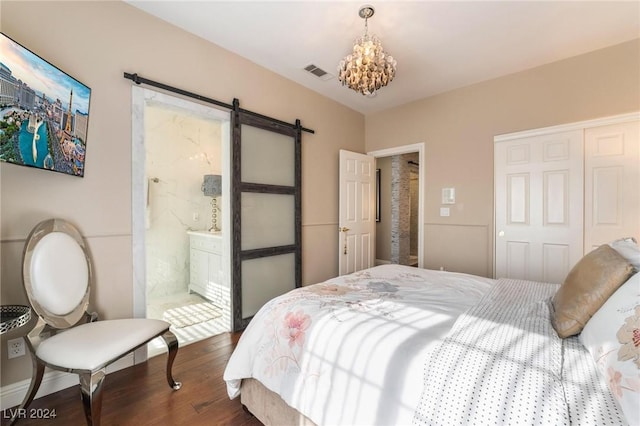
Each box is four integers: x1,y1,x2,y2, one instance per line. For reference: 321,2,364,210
224,240,639,426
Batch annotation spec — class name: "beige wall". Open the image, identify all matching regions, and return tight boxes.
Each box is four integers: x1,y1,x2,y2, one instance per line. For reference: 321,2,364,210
0,1,364,388
366,39,640,277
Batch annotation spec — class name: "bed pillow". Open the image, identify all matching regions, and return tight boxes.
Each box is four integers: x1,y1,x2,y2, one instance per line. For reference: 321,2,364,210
609,237,640,271
580,272,639,426
552,244,634,338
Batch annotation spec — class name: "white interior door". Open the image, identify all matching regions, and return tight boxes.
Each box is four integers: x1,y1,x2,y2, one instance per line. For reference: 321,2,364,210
339,149,375,275
584,120,640,250
495,131,584,283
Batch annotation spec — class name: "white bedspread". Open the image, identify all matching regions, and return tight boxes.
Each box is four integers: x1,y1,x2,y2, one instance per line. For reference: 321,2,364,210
224,264,494,426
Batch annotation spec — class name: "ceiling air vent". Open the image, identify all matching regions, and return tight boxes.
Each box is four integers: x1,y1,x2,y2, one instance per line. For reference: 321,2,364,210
303,64,334,81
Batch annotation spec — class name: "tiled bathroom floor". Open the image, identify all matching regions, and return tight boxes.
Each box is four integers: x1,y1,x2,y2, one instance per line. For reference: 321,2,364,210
146,292,230,357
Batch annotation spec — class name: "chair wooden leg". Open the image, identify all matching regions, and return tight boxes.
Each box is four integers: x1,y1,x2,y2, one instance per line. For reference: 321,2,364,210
161,330,182,390
10,355,45,425
79,369,105,426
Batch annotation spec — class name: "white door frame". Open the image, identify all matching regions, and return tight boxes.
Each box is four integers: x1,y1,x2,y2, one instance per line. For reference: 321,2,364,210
367,143,425,269
131,87,231,361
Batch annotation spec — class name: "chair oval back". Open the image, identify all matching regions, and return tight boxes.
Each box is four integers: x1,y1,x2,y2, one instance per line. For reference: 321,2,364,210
22,219,92,329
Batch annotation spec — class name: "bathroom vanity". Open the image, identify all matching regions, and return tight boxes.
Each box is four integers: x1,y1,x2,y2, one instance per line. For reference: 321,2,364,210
187,231,229,318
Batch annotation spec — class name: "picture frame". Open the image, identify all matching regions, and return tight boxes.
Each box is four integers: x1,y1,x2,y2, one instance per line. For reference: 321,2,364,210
0,32,91,177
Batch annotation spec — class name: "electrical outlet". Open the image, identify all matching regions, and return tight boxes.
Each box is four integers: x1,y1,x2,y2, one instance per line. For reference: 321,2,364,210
8,338,25,359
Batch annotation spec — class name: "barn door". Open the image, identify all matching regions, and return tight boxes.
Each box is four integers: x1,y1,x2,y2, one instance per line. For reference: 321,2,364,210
231,101,302,331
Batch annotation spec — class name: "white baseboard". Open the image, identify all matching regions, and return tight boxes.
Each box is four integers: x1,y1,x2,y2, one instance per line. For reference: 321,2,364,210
375,259,391,265
0,354,134,411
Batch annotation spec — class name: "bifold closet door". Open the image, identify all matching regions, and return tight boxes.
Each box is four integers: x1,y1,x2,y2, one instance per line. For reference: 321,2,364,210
232,112,301,331
494,131,584,284
584,120,640,251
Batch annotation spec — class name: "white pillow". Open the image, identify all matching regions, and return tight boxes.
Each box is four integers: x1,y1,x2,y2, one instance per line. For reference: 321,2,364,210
580,272,640,426
610,237,640,270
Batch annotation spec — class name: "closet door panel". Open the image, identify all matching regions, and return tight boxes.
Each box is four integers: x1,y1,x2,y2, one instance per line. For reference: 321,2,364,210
507,173,529,225
592,167,622,225
506,241,530,279
542,243,570,284
544,171,569,225
585,121,640,250
495,131,583,283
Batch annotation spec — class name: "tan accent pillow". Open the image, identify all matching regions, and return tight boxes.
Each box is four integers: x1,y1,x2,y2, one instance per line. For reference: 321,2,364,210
552,244,634,338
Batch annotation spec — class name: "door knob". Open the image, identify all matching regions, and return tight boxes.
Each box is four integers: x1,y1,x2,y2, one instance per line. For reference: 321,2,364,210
339,227,350,232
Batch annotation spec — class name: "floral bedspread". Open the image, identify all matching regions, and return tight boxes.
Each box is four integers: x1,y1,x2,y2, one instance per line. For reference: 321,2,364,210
224,264,494,426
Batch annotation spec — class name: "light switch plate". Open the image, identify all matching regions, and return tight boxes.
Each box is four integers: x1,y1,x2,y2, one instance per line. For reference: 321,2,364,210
442,188,455,204
440,207,450,217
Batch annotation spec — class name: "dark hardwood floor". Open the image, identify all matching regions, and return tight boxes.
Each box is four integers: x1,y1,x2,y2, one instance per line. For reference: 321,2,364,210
1,331,261,426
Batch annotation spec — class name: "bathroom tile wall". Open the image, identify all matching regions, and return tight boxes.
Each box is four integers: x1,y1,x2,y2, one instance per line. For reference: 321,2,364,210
145,104,222,299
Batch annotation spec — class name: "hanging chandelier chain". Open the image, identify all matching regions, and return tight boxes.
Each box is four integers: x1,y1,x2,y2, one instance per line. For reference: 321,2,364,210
360,5,373,36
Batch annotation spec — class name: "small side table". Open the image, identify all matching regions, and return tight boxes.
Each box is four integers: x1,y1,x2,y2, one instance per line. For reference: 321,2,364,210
0,305,31,335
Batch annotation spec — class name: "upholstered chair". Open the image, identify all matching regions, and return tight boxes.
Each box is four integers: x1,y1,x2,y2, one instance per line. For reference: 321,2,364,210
12,218,181,425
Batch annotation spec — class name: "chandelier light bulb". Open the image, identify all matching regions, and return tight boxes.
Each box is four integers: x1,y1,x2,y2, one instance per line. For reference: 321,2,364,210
337,5,397,96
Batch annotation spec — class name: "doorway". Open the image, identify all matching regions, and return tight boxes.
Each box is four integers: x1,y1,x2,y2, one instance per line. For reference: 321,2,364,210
368,143,425,268
131,87,232,359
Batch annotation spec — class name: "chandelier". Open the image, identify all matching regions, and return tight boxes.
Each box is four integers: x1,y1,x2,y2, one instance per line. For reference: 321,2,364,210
337,5,397,96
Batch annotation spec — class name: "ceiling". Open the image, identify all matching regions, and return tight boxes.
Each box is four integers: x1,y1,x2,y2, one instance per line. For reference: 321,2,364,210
125,1,640,115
